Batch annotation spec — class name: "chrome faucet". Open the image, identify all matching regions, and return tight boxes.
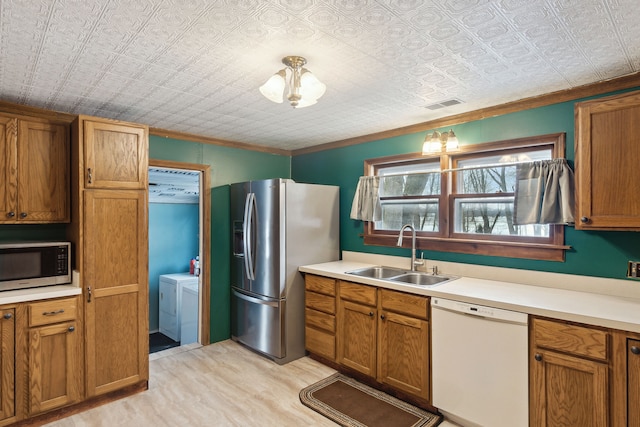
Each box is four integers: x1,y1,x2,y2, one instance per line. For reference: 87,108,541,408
397,224,424,271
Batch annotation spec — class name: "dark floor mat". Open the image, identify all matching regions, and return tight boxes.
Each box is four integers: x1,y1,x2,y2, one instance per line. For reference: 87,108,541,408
149,332,180,354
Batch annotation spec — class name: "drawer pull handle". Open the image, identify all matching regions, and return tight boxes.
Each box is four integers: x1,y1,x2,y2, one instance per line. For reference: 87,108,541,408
88,168,93,184
534,353,543,362
3,313,12,320
580,216,589,223
87,286,92,303
368,311,374,317
7,211,15,218
631,346,640,355
68,326,75,333
42,309,65,316
19,212,27,218
380,314,386,320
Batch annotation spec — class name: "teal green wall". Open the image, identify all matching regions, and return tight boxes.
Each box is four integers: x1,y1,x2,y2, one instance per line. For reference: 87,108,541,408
148,203,199,332
149,135,290,343
0,224,67,243
292,90,640,281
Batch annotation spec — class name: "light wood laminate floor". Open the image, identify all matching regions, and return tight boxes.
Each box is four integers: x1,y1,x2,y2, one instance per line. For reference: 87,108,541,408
45,340,339,426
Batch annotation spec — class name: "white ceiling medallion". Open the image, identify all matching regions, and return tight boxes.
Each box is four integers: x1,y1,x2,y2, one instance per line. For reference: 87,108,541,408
259,56,326,108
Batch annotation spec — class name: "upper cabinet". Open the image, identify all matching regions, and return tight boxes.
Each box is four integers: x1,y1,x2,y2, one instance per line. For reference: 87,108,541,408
81,118,148,190
0,114,69,223
575,90,640,230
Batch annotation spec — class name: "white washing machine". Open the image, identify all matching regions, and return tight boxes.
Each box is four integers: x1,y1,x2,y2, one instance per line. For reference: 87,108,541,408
159,273,198,342
180,282,199,345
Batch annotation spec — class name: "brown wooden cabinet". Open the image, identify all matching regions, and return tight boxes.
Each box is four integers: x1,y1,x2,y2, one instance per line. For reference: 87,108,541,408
304,275,337,361
575,90,640,230
378,289,430,400
530,317,610,426
337,281,377,377
0,308,15,425
612,331,640,427
306,278,431,402
82,119,147,190
27,297,82,415
627,339,640,427
70,116,149,398
0,113,69,223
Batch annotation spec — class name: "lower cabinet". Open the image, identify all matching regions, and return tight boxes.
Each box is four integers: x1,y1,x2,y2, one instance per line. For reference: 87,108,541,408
531,317,640,427
27,297,82,416
627,338,640,426
304,275,337,361
306,275,431,402
0,295,83,426
337,282,377,377
612,330,640,427
378,289,430,400
0,308,15,425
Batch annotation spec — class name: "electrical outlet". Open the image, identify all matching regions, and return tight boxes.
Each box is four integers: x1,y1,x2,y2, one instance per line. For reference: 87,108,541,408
627,261,640,279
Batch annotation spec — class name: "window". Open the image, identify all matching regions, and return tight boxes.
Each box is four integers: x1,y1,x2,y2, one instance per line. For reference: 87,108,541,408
363,134,569,261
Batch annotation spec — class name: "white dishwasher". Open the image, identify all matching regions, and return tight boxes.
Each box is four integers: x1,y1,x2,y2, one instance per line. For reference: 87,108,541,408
431,297,529,427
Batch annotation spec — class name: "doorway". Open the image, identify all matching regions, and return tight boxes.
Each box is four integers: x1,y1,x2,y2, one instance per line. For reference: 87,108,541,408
148,159,211,354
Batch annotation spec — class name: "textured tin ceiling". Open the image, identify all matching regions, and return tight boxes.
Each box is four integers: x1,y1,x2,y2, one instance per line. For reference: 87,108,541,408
1,0,639,151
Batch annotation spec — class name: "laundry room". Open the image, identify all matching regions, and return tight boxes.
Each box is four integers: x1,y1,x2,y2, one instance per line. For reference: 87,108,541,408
148,167,202,353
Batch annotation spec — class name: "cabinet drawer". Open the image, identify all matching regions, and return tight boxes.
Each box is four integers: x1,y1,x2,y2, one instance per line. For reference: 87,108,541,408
339,281,376,306
306,292,335,314
533,318,609,361
380,289,428,320
305,275,336,296
305,326,335,360
306,308,335,333
29,297,78,327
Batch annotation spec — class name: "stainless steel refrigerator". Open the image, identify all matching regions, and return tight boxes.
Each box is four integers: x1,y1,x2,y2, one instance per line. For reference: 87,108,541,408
230,178,339,364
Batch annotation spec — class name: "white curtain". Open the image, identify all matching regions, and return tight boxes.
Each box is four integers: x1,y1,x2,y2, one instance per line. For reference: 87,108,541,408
350,176,381,222
514,159,575,225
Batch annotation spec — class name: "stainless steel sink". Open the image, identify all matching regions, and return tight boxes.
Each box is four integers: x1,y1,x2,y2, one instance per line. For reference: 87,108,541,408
346,266,457,287
345,266,407,279
389,273,455,287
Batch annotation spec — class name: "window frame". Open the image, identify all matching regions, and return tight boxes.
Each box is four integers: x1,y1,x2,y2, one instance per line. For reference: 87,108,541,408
363,133,569,261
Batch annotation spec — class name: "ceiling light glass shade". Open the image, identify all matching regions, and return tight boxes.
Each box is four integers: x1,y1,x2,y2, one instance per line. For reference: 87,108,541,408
259,69,286,103
299,69,326,101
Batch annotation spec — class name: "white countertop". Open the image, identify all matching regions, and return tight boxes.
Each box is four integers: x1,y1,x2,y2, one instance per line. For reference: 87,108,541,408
0,285,81,305
299,259,640,333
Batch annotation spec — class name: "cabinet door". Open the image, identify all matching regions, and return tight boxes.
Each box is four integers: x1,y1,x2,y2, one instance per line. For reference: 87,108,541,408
531,349,608,427
84,189,148,397
28,321,81,415
0,117,17,221
337,300,376,377
83,120,147,189
575,91,640,229
629,339,640,427
378,311,429,400
16,120,69,222
0,308,15,422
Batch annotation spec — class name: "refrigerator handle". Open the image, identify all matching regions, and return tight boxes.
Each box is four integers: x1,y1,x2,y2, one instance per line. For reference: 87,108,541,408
243,193,256,280
232,289,278,307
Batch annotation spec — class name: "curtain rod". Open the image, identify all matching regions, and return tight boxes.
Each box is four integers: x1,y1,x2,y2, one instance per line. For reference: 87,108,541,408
379,159,561,177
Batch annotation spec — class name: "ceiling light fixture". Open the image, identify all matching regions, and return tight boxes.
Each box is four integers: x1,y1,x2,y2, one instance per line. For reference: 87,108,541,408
259,56,326,108
422,129,459,154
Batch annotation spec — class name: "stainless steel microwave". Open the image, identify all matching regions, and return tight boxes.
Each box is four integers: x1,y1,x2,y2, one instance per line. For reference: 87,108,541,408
0,242,71,291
